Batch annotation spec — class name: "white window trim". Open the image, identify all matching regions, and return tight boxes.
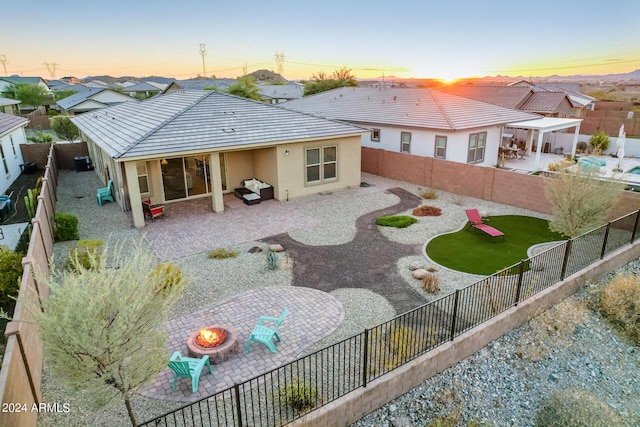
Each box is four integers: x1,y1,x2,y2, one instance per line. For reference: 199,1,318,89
400,132,411,153
435,135,447,159
305,145,338,185
371,128,380,142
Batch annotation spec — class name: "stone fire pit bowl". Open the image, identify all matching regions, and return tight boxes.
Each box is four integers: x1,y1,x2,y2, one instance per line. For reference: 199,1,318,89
186,324,239,364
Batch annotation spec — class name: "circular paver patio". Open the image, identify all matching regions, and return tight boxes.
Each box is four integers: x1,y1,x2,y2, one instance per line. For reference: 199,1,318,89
138,286,344,402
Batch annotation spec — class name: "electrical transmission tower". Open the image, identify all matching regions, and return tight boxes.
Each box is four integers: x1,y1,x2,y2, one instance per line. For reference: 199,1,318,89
274,51,285,77
0,55,8,76
43,61,58,79
199,43,207,77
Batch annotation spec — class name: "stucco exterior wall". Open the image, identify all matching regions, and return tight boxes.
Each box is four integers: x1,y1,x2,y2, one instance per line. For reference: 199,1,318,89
252,147,278,191
360,124,502,166
0,127,26,194
226,150,254,191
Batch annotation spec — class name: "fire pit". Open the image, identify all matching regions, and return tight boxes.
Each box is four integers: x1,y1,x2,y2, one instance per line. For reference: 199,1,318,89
186,324,239,364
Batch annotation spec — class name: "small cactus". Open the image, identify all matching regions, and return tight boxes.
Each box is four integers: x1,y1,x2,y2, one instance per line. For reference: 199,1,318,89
266,252,279,270
24,188,36,219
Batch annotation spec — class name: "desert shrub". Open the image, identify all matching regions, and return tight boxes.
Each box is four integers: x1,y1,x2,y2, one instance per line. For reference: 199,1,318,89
589,131,610,152
422,273,440,293
376,215,417,228
0,247,23,308
413,205,442,216
207,248,239,259
53,212,79,242
150,262,184,296
66,239,103,272
369,324,425,373
427,266,438,273
277,379,318,414
266,252,279,270
536,389,625,427
576,141,588,153
420,188,438,199
598,273,640,345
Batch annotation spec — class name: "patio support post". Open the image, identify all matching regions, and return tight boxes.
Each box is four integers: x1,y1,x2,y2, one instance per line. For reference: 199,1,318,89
570,123,581,159
208,152,224,213
533,131,545,172
124,161,145,228
525,129,534,154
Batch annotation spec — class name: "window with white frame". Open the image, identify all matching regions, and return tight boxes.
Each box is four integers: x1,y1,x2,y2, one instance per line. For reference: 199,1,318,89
400,132,411,153
305,145,337,184
434,135,447,159
371,128,380,142
0,144,8,175
467,132,486,163
136,161,149,193
10,135,17,158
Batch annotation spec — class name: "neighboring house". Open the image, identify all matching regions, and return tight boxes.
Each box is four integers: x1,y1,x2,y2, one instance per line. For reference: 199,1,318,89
57,87,138,115
0,97,20,115
258,83,304,104
441,83,594,118
0,76,50,95
71,90,366,228
0,113,28,195
170,78,237,92
282,87,541,167
123,81,167,98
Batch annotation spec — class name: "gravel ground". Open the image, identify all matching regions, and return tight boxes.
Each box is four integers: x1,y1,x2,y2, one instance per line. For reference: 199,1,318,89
351,260,640,427
37,171,638,426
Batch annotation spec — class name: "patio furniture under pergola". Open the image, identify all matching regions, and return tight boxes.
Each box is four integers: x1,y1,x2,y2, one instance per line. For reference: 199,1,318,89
504,117,583,171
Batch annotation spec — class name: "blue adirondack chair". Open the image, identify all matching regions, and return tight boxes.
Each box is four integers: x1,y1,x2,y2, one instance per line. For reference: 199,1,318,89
168,351,212,393
246,308,288,354
96,180,114,206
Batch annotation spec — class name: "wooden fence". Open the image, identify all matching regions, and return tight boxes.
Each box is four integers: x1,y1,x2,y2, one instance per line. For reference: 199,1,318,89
0,145,58,427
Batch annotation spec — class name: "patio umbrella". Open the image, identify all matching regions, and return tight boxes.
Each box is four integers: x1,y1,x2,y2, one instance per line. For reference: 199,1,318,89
616,124,626,161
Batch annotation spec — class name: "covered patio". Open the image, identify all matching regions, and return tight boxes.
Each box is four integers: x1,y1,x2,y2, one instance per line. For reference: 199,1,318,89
504,117,583,171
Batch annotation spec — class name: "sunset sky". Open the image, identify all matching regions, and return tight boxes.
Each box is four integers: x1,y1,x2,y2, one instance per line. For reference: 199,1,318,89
2,0,639,81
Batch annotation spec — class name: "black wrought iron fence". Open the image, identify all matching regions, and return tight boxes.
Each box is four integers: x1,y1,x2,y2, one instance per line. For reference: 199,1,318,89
138,209,640,427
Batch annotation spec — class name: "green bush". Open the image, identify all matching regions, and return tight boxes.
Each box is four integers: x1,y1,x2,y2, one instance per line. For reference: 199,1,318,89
277,379,318,413
150,262,184,296
0,247,23,308
589,131,610,152
536,389,625,426
53,212,79,242
66,239,103,272
376,215,418,228
207,248,239,259
598,273,640,345
576,141,588,152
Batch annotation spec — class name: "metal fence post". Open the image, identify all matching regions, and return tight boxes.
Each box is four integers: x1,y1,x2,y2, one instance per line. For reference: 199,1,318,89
362,328,369,388
560,239,573,281
449,290,460,341
234,383,243,427
631,210,640,243
514,260,525,306
600,223,611,259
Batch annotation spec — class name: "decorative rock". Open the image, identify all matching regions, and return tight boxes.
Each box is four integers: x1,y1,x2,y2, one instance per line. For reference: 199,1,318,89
269,244,284,252
247,246,263,254
408,261,423,271
412,269,429,279
479,210,488,218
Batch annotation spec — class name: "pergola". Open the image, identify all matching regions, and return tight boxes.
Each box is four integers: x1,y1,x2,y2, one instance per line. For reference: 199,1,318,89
505,117,583,171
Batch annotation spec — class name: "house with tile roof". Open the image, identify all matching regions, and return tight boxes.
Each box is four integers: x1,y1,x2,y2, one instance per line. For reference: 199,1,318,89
71,90,366,228
282,87,541,166
258,83,304,104
0,113,28,194
123,81,168,99
0,76,50,94
0,97,20,115
57,87,138,115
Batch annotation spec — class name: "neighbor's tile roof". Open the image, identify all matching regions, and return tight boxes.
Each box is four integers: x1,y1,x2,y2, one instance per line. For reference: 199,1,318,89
0,112,28,136
123,81,167,92
258,83,304,100
57,88,136,110
438,85,534,109
0,96,20,106
71,90,366,159
282,87,540,130
518,91,569,113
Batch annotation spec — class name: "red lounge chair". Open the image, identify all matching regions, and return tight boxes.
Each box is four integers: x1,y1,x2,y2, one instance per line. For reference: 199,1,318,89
142,199,165,221
465,209,504,238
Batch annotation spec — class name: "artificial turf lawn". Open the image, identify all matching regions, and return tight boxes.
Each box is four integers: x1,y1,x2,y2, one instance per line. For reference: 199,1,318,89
426,215,566,275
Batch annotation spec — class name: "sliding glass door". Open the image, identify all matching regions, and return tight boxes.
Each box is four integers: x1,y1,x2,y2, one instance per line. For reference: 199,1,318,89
161,154,227,201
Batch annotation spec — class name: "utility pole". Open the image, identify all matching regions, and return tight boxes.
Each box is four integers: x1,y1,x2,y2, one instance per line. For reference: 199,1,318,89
43,61,58,79
0,55,8,76
199,43,207,77
274,51,285,77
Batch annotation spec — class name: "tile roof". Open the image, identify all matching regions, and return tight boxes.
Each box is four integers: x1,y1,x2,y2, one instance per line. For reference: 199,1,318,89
71,90,366,159
0,112,28,136
258,83,304,100
438,85,533,109
518,91,569,113
176,78,236,91
282,87,540,131
123,82,167,92
0,97,20,106
57,88,135,110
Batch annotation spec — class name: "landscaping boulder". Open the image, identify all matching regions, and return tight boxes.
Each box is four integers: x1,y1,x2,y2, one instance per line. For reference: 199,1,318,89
409,260,423,271
412,269,429,279
269,244,285,252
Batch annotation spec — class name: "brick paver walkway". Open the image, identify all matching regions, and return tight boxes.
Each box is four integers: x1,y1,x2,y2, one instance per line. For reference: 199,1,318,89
138,286,344,402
